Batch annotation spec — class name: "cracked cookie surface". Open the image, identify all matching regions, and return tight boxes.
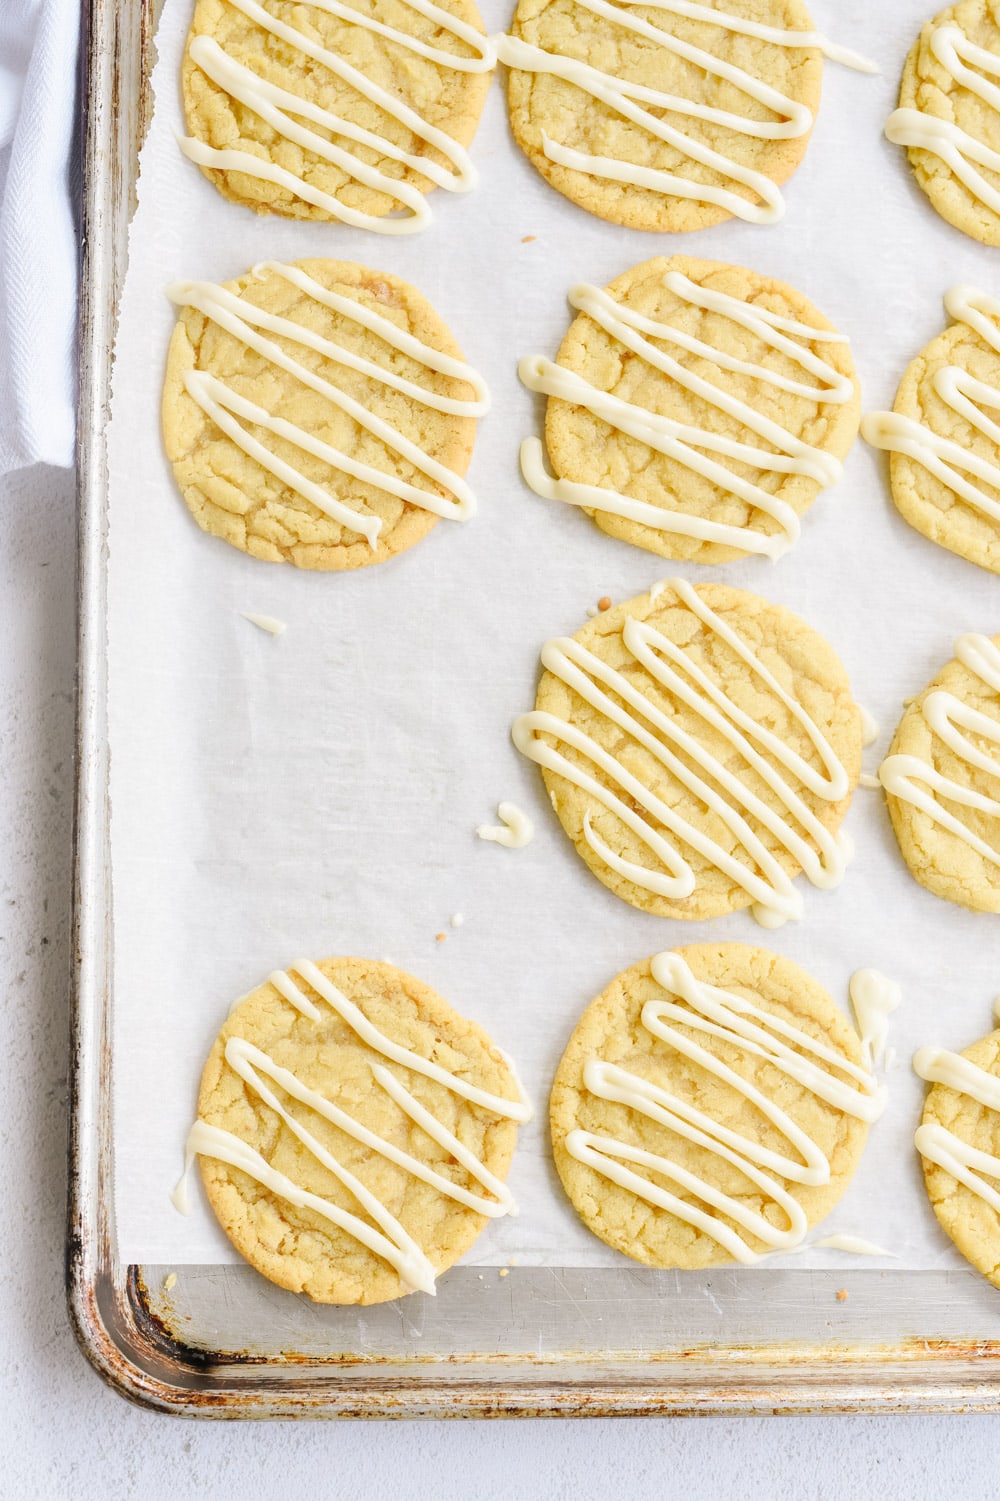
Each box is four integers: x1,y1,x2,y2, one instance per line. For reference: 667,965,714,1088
540,255,860,565
549,943,870,1270
161,258,478,569
197,957,522,1304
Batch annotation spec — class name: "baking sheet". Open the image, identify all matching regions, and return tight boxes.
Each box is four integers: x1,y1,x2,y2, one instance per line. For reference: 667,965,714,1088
108,0,1000,1274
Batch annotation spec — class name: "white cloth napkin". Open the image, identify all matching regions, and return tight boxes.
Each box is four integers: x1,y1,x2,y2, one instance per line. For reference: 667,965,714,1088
0,0,79,475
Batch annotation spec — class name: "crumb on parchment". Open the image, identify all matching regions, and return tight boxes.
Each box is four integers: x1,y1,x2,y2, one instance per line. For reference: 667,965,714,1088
836,1289,848,1303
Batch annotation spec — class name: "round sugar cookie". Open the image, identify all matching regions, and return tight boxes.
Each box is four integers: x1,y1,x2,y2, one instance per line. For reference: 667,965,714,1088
180,0,492,228
916,1024,1000,1287
161,258,483,569
550,944,877,1270
891,2,1000,247
188,957,528,1305
862,288,1000,576
525,255,860,566
500,0,824,232
879,633,1000,914
512,578,862,925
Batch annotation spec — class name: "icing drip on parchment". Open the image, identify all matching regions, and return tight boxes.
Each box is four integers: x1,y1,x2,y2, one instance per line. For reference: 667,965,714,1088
512,577,856,927
476,802,535,848
169,261,487,549
180,0,493,233
173,961,532,1295
495,0,874,225
862,287,1000,529
564,951,888,1264
885,25,1000,219
879,633,1000,870
519,269,854,558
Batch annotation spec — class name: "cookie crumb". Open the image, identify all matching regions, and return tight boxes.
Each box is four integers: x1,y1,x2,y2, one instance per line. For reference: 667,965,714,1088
586,606,599,618
521,235,536,243
499,1267,509,1278
435,932,447,943
836,1288,848,1303
450,913,465,928
598,596,612,612
163,1272,177,1292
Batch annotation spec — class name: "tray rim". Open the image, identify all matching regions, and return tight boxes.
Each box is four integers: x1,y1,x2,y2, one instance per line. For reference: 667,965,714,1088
67,0,1000,1419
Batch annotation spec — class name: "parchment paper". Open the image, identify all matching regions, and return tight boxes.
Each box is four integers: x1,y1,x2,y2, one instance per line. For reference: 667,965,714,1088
109,0,1000,1272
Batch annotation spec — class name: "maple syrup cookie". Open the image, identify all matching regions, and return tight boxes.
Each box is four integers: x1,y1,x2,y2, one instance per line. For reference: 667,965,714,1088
915,1017,1000,1287
550,944,885,1270
512,578,862,925
862,286,1000,576
161,258,487,569
495,0,874,232
886,1,1000,247
176,957,531,1305
519,256,861,565
879,633,1000,914
179,0,493,231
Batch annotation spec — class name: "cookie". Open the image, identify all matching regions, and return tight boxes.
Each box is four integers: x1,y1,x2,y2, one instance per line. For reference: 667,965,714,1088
512,577,862,925
915,1018,1000,1287
178,957,531,1304
862,286,1000,576
162,258,486,569
550,944,884,1270
519,256,860,566
179,0,492,231
879,632,1000,914
886,2,1000,247
496,0,871,232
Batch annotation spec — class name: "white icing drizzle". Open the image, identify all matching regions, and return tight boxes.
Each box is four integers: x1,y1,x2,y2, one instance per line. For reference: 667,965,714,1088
513,576,854,927
174,962,532,1296
860,706,879,747
242,612,287,636
810,1233,894,1257
180,0,493,233
565,951,885,1264
168,263,486,549
879,632,1000,869
859,772,880,790
519,271,852,559
476,802,535,848
862,287,1000,528
914,1041,1000,1218
849,969,901,1071
885,25,1000,218
494,1,873,225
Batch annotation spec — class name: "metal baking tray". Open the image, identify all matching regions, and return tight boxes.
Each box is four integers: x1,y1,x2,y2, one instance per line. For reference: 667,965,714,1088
69,0,1000,1416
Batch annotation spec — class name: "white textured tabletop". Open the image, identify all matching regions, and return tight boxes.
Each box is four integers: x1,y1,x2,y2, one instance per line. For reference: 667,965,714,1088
7,460,1000,1492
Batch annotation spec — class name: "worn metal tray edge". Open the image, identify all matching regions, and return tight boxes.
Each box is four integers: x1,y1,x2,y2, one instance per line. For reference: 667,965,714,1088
66,0,1000,1418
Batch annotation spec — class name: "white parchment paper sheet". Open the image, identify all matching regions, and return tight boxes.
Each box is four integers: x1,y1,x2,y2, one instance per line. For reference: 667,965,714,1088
109,0,1000,1272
